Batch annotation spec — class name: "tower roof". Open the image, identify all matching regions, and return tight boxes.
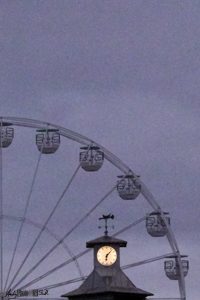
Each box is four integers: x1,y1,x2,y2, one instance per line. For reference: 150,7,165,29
62,267,153,298
86,235,127,248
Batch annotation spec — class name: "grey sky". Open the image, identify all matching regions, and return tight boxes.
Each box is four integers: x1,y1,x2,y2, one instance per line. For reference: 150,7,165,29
0,1,199,299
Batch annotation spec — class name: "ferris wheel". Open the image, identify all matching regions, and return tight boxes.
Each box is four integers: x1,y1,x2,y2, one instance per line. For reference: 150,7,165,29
0,116,188,300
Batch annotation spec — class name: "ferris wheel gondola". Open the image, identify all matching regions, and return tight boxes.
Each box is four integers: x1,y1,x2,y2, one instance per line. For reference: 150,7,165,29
0,122,14,148
36,129,60,154
117,174,141,200
164,256,189,280
79,146,104,172
146,211,170,237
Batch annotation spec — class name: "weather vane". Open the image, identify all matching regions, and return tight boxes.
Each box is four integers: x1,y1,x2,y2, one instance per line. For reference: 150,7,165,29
98,214,114,236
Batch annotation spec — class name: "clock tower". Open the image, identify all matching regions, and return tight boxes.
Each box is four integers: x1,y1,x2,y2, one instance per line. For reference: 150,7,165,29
62,215,153,300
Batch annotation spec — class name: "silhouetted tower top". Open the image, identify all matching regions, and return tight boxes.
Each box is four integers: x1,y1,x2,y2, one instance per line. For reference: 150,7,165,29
62,215,153,300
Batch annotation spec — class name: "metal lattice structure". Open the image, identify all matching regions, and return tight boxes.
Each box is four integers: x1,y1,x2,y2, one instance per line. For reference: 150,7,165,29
0,117,188,300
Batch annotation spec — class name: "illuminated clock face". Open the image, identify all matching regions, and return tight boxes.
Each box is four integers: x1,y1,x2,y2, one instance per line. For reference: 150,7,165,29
97,246,117,266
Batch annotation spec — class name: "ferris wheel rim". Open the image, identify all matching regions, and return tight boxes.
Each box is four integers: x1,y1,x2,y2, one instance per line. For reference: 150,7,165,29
0,116,186,299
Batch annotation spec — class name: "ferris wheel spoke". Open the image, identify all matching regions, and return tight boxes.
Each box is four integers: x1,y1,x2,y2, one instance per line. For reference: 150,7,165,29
4,125,51,292
37,252,177,292
11,184,117,291
36,253,179,292
7,165,79,292
37,276,87,291
18,249,90,291
7,144,93,292
3,214,84,281
17,215,146,290
113,216,146,237
4,151,43,291
122,253,176,270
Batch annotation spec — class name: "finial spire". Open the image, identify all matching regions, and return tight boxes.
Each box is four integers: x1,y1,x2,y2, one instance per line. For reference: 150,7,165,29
99,214,114,236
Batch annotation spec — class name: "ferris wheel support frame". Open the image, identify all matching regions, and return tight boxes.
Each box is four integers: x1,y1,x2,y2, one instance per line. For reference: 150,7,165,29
1,116,186,300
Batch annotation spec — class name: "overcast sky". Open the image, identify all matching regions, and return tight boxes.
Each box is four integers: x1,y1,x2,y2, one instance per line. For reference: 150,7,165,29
0,1,199,299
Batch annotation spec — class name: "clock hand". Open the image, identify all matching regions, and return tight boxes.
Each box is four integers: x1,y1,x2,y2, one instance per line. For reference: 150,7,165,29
105,250,112,261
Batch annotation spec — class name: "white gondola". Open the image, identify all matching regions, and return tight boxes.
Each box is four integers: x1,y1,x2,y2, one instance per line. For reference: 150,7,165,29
0,122,14,148
164,259,189,280
79,146,104,171
117,175,141,200
146,211,170,237
36,129,60,154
